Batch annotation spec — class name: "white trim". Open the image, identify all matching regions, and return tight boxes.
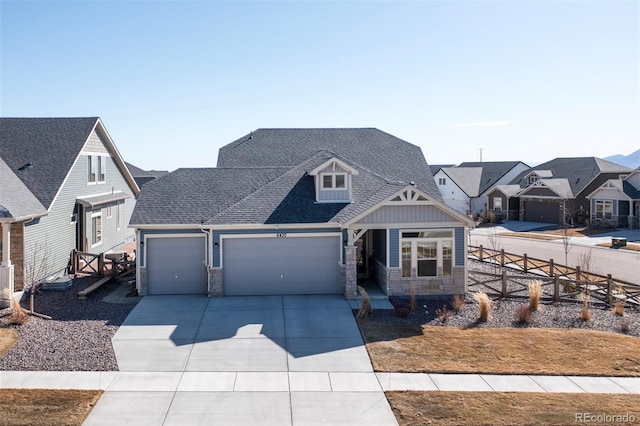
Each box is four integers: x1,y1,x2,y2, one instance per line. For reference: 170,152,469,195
344,185,475,228
399,228,455,278
218,232,343,269
321,172,348,190
309,157,359,176
91,211,103,247
80,150,113,157
130,224,206,230
203,223,341,231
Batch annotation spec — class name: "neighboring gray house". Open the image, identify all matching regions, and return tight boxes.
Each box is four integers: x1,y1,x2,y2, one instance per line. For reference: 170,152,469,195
125,162,169,188
433,161,530,218
130,128,474,298
487,157,632,225
586,167,640,229
0,117,139,297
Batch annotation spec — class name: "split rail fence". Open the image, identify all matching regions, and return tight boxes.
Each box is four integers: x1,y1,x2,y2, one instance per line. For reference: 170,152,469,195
467,245,640,307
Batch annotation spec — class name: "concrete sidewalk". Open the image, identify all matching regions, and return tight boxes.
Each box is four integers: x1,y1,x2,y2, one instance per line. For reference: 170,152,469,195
0,370,637,394
0,370,637,426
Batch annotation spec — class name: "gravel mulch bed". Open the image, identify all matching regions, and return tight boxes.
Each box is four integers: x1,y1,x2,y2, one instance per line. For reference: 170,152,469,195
364,261,640,338
0,276,140,371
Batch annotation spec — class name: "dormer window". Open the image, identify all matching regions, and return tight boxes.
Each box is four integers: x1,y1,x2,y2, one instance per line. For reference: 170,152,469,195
322,173,346,189
528,175,539,185
309,157,359,203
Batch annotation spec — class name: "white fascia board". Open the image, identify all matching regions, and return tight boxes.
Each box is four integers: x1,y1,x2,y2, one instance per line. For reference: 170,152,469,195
203,222,341,231
94,119,141,196
128,224,204,230
309,157,359,176
438,169,472,198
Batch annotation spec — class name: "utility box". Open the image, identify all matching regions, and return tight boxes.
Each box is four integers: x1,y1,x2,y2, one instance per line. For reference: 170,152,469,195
611,237,627,249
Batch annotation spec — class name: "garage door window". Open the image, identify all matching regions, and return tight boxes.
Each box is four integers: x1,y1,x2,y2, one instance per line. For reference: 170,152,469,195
401,231,453,278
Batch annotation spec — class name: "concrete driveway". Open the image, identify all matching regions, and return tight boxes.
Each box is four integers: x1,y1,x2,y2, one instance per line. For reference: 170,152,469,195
83,294,397,426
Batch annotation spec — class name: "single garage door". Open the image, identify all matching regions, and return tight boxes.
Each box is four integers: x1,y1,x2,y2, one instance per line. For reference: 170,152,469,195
146,236,207,295
223,236,341,296
524,200,560,224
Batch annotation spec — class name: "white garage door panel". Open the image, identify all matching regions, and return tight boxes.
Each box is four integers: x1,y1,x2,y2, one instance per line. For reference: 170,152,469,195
223,236,340,296
146,237,207,295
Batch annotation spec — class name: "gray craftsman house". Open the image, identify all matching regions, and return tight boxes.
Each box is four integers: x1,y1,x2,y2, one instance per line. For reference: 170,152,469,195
0,118,139,300
130,128,474,298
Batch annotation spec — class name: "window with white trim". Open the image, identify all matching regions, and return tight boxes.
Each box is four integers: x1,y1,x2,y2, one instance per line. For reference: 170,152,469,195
493,197,503,213
321,173,346,189
528,175,539,185
401,230,453,278
88,155,106,183
116,203,121,230
91,213,102,246
595,200,613,219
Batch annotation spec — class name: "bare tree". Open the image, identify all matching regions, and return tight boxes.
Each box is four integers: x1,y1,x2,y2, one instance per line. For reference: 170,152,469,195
22,241,52,320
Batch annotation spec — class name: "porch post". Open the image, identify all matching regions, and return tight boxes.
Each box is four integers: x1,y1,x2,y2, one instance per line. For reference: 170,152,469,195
0,222,15,308
344,244,357,299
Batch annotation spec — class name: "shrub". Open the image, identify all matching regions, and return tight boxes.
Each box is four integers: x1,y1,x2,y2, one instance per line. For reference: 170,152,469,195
8,295,28,325
613,302,624,316
473,292,491,322
436,306,449,323
515,304,533,325
528,281,542,312
356,286,371,318
451,294,465,311
619,321,630,334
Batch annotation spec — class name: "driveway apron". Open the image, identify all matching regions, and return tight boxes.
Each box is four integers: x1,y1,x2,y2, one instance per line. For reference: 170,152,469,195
84,294,398,426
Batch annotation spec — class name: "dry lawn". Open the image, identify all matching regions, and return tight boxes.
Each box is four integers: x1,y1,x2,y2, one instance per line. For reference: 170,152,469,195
499,232,561,240
0,389,102,426
387,391,640,426
0,328,18,355
358,322,640,376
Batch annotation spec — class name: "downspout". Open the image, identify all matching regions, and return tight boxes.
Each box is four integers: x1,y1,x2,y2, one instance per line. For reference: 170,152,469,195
200,225,213,297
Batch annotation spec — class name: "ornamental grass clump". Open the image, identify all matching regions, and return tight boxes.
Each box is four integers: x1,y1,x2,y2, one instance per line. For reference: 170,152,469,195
528,281,542,312
451,294,464,311
8,294,28,325
356,285,371,318
515,303,533,325
473,292,491,322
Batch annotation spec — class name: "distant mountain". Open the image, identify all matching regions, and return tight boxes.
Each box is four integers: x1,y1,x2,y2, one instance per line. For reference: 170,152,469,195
604,149,640,169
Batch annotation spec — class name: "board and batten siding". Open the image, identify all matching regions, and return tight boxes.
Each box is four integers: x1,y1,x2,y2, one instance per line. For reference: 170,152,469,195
23,134,136,283
354,205,453,224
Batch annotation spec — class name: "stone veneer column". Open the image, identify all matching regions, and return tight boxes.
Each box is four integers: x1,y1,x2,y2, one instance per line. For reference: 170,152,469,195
209,267,223,297
344,245,357,299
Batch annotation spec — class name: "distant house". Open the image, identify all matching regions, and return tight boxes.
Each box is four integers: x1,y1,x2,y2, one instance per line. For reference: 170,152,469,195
125,162,169,188
586,167,640,229
130,128,474,298
433,161,530,218
0,118,139,301
487,157,632,226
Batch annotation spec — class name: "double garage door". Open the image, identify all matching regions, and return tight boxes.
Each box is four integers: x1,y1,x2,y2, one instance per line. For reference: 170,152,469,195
145,234,341,296
223,236,341,296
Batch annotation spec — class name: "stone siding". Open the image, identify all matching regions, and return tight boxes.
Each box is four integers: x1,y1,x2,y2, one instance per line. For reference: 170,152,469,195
209,267,223,297
382,266,466,297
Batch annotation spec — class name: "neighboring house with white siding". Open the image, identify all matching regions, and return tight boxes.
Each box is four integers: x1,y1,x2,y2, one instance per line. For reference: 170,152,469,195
0,117,139,301
130,128,475,299
433,161,530,218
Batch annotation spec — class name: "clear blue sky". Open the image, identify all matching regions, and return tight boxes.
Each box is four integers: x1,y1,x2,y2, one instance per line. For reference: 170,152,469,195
1,0,638,171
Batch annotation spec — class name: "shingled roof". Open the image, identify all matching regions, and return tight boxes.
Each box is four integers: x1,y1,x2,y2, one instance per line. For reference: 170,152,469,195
218,128,441,200
0,117,100,209
133,128,442,226
510,157,631,196
0,157,47,220
457,161,529,194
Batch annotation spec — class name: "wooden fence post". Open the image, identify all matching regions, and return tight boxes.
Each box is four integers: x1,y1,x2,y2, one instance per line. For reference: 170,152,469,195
479,245,484,262
607,274,613,306
98,254,105,277
500,249,505,267
553,275,560,302
523,254,528,273
549,259,554,277
502,271,508,298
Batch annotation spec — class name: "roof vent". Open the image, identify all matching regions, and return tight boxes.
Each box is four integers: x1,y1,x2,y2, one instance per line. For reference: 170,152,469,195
410,181,416,186
18,162,33,171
